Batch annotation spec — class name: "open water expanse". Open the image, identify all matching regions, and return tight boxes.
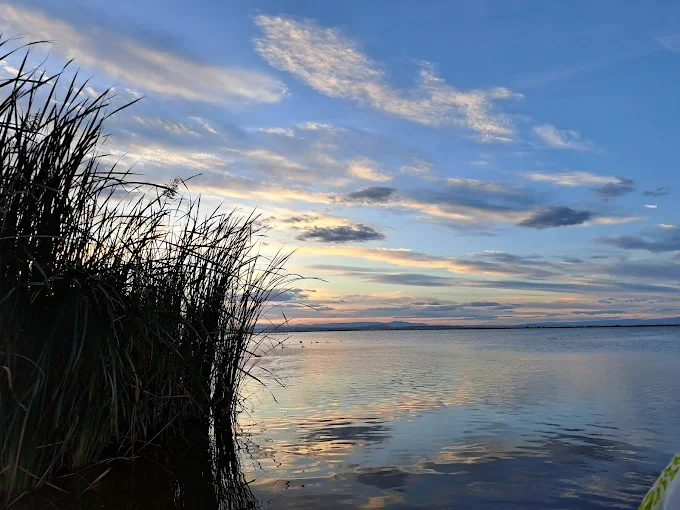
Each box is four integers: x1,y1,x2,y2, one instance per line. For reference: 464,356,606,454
239,327,680,509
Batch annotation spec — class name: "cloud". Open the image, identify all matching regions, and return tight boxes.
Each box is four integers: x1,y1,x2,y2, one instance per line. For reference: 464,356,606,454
0,59,18,76
270,288,315,302
348,158,391,182
296,224,385,243
110,144,227,170
290,250,680,322
297,121,345,133
466,279,680,295
189,117,221,135
132,116,200,137
256,127,295,137
519,172,638,202
311,264,457,287
254,15,522,140
307,264,396,273
403,179,540,224
604,260,680,282
299,246,559,279
533,124,594,150
354,272,457,287
657,34,680,52
338,179,540,229
591,177,635,198
278,293,518,321
400,159,432,177
0,4,287,105
518,206,593,229
223,147,317,181
572,310,625,316
644,187,671,197
522,171,615,186
444,178,513,195
598,230,680,252
107,127,615,234
280,214,320,225
591,215,641,225
644,204,658,209
345,187,397,204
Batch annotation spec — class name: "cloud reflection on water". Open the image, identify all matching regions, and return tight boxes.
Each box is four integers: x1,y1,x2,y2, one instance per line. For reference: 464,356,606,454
241,329,680,509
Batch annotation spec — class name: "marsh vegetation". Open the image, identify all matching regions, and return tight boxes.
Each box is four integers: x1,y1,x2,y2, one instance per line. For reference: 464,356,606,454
0,39,289,506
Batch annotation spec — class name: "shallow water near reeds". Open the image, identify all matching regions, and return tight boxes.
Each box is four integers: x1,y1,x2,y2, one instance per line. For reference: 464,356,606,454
238,327,680,509
23,326,680,509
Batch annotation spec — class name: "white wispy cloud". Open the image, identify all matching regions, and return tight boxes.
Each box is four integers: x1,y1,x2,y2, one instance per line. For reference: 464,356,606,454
110,144,227,170
255,127,296,137
297,122,346,133
348,158,392,182
132,116,200,137
471,159,491,168
645,204,658,209
84,86,100,99
657,33,680,52
0,59,18,76
254,15,522,140
533,124,594,151
591,216,642,225
522,171,615,186
125,88,142,99
400,159,434,180
0,4,287,105
190,117,221,136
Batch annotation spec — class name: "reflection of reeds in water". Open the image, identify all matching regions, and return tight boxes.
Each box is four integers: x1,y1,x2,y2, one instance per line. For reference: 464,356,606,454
0,38,289,505
14,422,259,509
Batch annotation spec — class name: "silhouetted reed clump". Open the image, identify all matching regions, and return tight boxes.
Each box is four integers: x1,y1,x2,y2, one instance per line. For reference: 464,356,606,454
0,39,289,503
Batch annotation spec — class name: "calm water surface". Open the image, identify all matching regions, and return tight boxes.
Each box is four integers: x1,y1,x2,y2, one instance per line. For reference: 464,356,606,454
239,327,680,509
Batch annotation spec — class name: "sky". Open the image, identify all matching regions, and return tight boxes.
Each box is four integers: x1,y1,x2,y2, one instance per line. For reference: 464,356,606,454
2,0,680,326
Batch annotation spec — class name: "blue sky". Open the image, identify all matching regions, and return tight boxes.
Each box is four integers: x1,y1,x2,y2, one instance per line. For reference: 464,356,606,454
3,0,680,324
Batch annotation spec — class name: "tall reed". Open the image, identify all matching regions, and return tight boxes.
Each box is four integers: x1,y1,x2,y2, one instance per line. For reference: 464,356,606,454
0,39,291,501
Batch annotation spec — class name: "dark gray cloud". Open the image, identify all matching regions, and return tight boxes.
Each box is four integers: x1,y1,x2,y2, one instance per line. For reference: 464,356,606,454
467,279,680,295
296,224,385,243
572,310,626,315
361,300,516,319
643,187,671,197
598,230,680,252
270,288,315,302
281,214,318,224
310,265,456,287
314,251,561,280
603,260,680,280
480,251,544,265
343,180,543,232
598,297,658,304
357,273,456,287
409,179,540,214
518,206,593,229
345,187,397,204
591,177,634,198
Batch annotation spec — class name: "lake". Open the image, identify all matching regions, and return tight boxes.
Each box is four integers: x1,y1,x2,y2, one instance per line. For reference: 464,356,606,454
238,327,680,509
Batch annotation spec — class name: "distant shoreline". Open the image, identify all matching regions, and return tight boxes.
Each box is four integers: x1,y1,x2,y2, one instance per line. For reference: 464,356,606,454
266,323,680,334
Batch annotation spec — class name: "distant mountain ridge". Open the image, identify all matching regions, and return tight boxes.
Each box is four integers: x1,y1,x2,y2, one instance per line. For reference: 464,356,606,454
257,317,680,333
